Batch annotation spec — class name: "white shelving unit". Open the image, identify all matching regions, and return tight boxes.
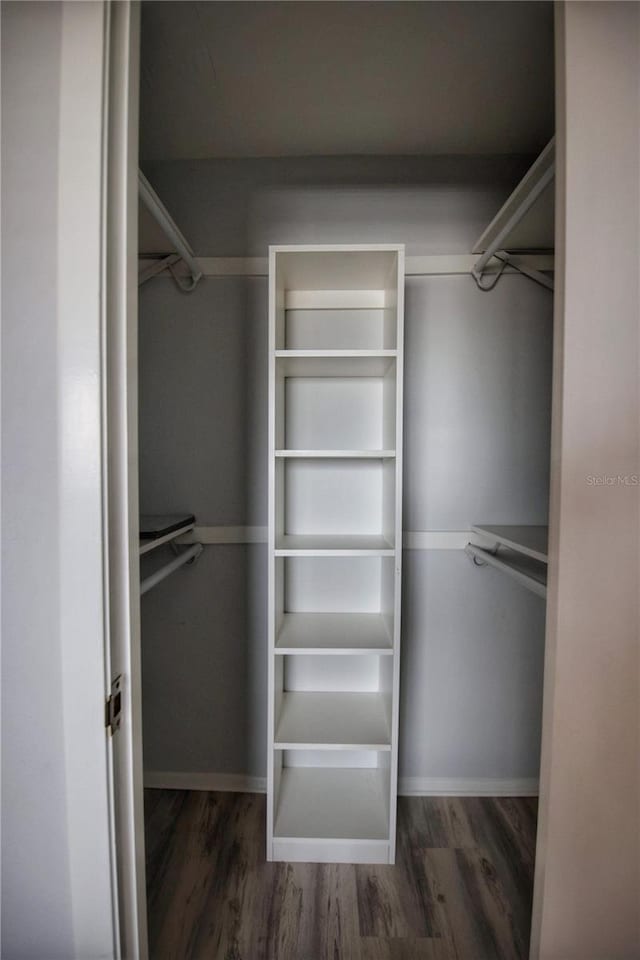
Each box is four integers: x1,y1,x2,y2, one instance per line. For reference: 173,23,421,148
139,514,203,596
268,245,404,864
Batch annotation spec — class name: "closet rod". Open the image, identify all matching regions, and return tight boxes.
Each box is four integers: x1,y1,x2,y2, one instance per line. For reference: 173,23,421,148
140,543,203,596
176,253,554,280
138,170,203,291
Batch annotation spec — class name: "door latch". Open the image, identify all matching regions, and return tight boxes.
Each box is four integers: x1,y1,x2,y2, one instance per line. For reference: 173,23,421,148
105,675,123,736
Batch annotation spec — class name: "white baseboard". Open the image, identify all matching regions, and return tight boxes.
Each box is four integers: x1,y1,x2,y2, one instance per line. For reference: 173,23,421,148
144,771,538,797
399,777,539,797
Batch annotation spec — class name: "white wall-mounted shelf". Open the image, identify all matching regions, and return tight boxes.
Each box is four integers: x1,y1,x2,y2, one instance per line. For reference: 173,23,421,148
471,524,548,564
274,768,389,842
139,514,203,595
139,514,195,556
468,524,549,599
473,137,555,257
472,137,555,287
268,244,404,864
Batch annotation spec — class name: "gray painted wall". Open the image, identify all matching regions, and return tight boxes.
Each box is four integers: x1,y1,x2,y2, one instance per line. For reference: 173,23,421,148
139,160,552,784
144,154,533,257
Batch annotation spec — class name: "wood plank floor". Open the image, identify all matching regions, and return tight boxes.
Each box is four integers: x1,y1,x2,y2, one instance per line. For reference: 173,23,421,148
145,790,537,960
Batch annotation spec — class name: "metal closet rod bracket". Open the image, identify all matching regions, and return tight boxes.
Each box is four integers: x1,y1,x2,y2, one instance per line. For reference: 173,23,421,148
141,542,204,596
138,169,203,292
465,541,499,566
473,251,554,293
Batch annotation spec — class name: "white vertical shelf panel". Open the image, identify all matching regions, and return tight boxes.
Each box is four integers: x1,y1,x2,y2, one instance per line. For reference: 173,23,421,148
268,245,404,865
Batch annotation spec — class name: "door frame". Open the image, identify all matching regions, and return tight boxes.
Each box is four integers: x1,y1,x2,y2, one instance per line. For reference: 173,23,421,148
105,6,640,960
104,2,148,958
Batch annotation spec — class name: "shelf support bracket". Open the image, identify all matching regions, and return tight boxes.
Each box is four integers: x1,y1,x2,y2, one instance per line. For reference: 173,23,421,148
138,169,203,292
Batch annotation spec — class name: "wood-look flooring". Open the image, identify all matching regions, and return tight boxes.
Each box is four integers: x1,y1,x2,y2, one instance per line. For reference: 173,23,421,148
145,790,537,960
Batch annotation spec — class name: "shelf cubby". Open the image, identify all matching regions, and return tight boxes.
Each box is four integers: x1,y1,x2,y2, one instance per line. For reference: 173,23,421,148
275,691,391,750
275,457,396,549
273,766,390,845
275,355,397,456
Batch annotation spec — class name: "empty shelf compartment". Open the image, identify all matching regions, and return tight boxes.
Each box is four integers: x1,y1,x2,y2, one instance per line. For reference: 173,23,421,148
274,767,389,841
283,306,394,351
276,613,393,654
275,692,391,749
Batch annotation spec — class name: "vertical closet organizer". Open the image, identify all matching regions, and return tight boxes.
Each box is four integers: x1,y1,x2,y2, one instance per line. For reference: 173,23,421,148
268,246,404,863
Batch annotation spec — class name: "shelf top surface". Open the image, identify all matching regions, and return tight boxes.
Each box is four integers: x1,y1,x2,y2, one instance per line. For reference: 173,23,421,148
275,691,391,749
139,514,195,556
140,514,196,539
274,767,389,841
471,524,548,563
275,449,396,459
276,612,392,652
276,352,396,378
275,534,395,556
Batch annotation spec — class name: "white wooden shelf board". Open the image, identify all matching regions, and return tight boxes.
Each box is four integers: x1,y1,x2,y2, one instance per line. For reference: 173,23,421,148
139,519,195,556
275,534,395,556
471,524,548,563
467,544,547,599
275,613,393,655
276,352,396,378
276,450,396,459
284,289,386,310
472,137,555,255
274,768,389,841
275,692,391,749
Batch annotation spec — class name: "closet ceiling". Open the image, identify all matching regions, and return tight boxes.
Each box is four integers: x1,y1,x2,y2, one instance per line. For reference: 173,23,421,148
140,1,554,165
